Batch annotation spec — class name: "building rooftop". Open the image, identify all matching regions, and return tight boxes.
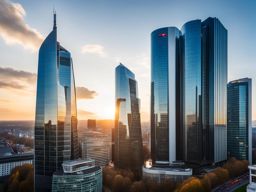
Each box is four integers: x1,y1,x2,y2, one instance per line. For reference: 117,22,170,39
54,166,101,176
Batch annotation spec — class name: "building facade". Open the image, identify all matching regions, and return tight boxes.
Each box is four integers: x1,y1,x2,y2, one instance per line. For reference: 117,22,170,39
52,159,102,192
114,64,143,178
81,130,112,167
151,27,181,164
151,17,227,165
227,78,252,164
0,153,33,177
34,14,79,191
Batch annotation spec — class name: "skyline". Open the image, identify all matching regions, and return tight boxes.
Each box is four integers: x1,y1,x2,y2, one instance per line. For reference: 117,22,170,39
0,0,256,122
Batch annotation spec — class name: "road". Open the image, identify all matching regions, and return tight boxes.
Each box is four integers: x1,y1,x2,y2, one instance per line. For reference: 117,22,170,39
212,172,248,192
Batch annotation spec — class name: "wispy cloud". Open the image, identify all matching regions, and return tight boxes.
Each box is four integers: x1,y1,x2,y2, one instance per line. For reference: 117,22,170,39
0,0,43,51
76,86,97,99
81,44,106,57
0,67,36,90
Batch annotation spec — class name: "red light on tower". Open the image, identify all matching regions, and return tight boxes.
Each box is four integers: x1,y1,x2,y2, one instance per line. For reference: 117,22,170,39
159,33,167,37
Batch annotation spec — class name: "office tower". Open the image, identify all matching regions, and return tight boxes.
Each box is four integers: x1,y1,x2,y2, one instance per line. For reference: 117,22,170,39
87,119,97,130
52,159,102,192
150,17,227,165
201,18,228,163
227,78,252,164
34,13,79,191
81,130,112,166
151,27,181,164
114,63,143,178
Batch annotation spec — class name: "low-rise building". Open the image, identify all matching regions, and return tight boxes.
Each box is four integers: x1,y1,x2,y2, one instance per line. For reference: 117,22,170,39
0,153,33,176
142,163,192,183
52,159,102,192
247,165,256,191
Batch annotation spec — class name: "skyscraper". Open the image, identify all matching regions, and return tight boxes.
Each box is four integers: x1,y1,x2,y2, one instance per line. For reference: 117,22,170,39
114,64,143,178
151,27,181,165
227,78,252,164
201,18,228,163
151,17,227,165
34,13,79,191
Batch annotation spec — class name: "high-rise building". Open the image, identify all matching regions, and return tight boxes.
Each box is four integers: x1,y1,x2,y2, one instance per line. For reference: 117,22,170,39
114,63,143,178
34,13,79,191
227,78,252,164
151,27,181,165
201,18,228,163
52,159,102,192
151,17,227,165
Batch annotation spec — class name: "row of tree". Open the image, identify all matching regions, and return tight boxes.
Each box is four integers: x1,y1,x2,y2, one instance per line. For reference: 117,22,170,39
103,158,248,192
176,158,248,192
103,166,177,192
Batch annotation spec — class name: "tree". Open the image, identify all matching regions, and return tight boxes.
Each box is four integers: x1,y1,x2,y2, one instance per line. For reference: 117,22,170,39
130,181,146,192
112,175,125,192
6,164,33,192
177,177,204,192
143,145,150,161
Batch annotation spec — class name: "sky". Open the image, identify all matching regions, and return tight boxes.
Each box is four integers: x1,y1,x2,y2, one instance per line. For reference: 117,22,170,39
0,0,255,122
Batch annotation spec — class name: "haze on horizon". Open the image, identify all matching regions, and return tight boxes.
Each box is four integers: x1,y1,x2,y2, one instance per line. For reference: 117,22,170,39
0,0,255,122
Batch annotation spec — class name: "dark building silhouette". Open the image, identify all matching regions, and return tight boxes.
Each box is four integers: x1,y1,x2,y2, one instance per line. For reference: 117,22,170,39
87,119,97,130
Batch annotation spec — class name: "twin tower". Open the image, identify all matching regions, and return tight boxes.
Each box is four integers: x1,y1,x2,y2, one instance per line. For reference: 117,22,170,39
151,18,227,165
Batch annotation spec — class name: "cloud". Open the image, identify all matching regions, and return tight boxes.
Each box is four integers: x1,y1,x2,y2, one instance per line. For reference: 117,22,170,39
0,82,25,89
0,0,43,51
0,67,36,90
76,86,97,99
81,44,106,57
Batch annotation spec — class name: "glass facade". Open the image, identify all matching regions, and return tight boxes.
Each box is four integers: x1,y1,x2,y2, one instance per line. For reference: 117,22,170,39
202,18,228,163
114,64,143,178
150,17,228,164
52,167,102,192
227,78,252,164
151,27,181,164
181,20,202,162
35,14,79,191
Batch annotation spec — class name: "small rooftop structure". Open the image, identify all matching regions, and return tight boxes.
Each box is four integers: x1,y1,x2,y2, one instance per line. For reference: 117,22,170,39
62,159,95,174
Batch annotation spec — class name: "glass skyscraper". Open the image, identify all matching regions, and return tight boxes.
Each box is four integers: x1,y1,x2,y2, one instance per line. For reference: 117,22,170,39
151,27,181,164
114,63,143,178
34,14,79,191
151,17,228,165
227,78,252,164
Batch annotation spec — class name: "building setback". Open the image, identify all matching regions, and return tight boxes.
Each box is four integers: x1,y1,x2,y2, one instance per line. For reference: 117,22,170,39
34,13,79,191
227,78,252,164
151,17,228,165
114,63,143,178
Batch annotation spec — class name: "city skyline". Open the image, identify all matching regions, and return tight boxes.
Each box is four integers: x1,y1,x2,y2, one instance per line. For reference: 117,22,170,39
0,0,256,122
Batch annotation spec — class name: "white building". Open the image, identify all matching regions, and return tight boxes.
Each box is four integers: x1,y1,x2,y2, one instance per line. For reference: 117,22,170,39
247,165,256,191
0,153,33,176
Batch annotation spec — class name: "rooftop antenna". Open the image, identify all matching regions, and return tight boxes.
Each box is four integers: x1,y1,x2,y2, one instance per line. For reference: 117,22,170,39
53,7,56,30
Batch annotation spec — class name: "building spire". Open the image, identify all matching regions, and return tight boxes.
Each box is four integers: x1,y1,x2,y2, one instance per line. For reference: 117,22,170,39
53,9,56,30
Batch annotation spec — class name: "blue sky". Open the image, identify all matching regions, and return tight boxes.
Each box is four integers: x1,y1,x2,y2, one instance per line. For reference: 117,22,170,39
0,0,255,121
